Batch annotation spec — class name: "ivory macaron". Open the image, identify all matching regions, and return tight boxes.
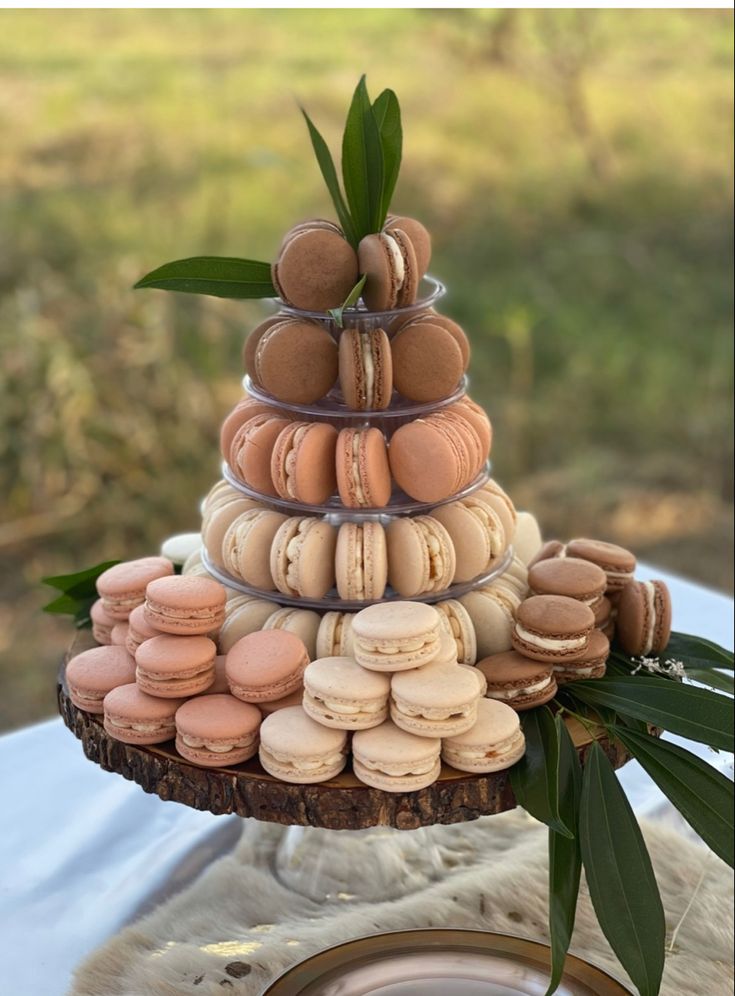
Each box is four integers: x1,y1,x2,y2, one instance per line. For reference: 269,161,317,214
352,720,441,793
477,651,557,710
436,599,477,666
135,634,217,697
270,517,337,599
352,601,442,672
460,582,523,658
316,611,355,658
270,421,337,505
303,656,391,730
103,683,185,745
202,496,263,567
432,495,507,583
222,508,288,590
259,706,348,783
144,576,227,636
217,595,278,654
512,595,595,664
272,221,358,312
390,658,481,738
338,328,393,410
336,427,392,508
442,698,526,773
226,630,309,703
175,694,261,767
386,515,455,597
513,512,544,565
96,556,174,620
66,645,137,714
616,579,672,657
335,521,388,601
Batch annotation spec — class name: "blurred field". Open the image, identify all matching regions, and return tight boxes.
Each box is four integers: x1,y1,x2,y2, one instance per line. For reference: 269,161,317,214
0,9,732,731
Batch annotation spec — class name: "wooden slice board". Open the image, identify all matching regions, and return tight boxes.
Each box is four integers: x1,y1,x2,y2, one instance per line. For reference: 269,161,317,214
58,633,631,831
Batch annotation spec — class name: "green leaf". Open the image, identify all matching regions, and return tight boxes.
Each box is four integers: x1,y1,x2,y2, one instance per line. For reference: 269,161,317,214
580,742,665,996
341,75,384,240
665,631,733,670
571,677,734,752
42,560,120,627
372,88,402,225
328,274,367,326
685,668,734,693
545,715,583,995
300,107,357,248
613,727,734,868
510,707,574,838
134,257,275,299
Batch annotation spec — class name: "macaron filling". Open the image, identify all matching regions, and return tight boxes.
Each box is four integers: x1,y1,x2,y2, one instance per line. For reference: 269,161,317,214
486,675,554,700
105,715,175,736
641,581,657,655
179,732,257,754
444,728,524,766
353,754,437,778
305,693,385,717
351,433,368,506
260,745,345,774
380,232,405,290
358,633,438,656
467,501,505,555
230,671,304,701
359,334,376,404
282,425,309,498
391,696,476,721
145,601,221,624
136,662,213,689
283,519,318,593
514,625,587,652
553,664,601,678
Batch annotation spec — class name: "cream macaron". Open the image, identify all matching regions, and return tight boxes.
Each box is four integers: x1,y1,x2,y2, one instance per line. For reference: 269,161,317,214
352,602,442,672
303,656,391,730
259,706,348,784
390,658,481,738
442,697,526,773
352,720,441,793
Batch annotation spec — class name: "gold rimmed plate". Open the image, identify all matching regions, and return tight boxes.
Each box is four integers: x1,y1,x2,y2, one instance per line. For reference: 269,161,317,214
262,929,632,995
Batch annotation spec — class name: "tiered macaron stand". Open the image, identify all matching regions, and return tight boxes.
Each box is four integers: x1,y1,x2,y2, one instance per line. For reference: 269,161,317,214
57,278,631,902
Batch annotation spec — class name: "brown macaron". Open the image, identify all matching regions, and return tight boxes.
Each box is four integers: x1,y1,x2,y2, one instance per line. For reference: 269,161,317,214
478,651,557,711
272,222,358,312
389,415,471,504
594,596,616,640
254,319,338,405
270,421,337,505
391,319,464,403
338,327,393,410
528,540,567,568
447,397,492,461
358,228,419,311
336,427,392,509
512,595,595,663
616,579,672,657
528,557,607,610
385,215,432,276
552,629,610,684
566,538,637,593
242,315,288,385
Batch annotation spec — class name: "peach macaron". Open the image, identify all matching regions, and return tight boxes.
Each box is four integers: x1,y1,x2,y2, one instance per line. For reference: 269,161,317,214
135,634,217,697
144,575,226,635
175,694,261,767
66,645,136,714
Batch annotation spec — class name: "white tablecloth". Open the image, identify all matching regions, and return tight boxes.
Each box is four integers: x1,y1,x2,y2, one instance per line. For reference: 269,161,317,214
1,565,732,996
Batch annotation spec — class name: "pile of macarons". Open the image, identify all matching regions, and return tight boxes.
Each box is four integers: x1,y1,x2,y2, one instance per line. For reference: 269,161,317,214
220,394,491,507
199,477,515,603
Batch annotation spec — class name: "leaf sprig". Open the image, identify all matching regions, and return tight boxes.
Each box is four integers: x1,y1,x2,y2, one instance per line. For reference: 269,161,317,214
43,561,121,627
134,76,402,299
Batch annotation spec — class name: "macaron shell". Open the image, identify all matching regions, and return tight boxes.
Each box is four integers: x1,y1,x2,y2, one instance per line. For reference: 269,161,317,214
390,662,481,737
160,532,202,567
255,320,338,404
338,328,393,411
477,651,557,711
335,521,388,601
352,601,442,671
352,756,441,793
388,227,419,307
242,316,288,384
389,419,466,503
96,557,174,620
316,612,355,659
336,427,392,509
528,540,567,568
432,498,502,583
385,215,432,276
441,696,525,773
436,599,477,666
565,538,637,591
386,516,455,598
144,576,226,635
459,587,518,658
528,557,607,604
263,607,320,661
271,518,337,599
259,706,348,782
448,398,492,460
203,498,265,566
218,597,278,653
175,693,261,739
103,683,184,745
358,233,399,311
352,720,440,790
273,228,358,312
392,321,464,403
512,594,594,663
552,628,610,683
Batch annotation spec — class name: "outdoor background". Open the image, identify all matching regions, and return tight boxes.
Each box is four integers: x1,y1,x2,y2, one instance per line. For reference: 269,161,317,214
1,9,732,731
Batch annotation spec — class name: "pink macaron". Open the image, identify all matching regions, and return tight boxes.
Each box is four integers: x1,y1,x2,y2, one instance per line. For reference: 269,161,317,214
90,599,115,645
96,556,174,620
135,634,217,697
103,683,185,745
66,645,137,714
226,630,309,703
144,576,226,635
125,603,160,657
175,694,261,767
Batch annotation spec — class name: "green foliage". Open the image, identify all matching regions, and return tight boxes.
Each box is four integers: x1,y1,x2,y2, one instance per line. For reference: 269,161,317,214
43,561,120,627
341,76,385,240
510,706,574,837
580,743,665,996
134,257,275,299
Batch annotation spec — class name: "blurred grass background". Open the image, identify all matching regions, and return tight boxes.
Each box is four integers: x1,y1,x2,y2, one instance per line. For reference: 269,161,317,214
0,9,732,731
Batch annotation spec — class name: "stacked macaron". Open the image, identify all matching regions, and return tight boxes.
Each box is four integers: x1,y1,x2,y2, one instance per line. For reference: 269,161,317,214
220,393,490,510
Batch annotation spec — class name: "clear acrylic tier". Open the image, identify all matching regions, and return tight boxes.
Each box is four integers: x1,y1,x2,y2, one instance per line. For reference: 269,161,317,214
202,545,513,611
